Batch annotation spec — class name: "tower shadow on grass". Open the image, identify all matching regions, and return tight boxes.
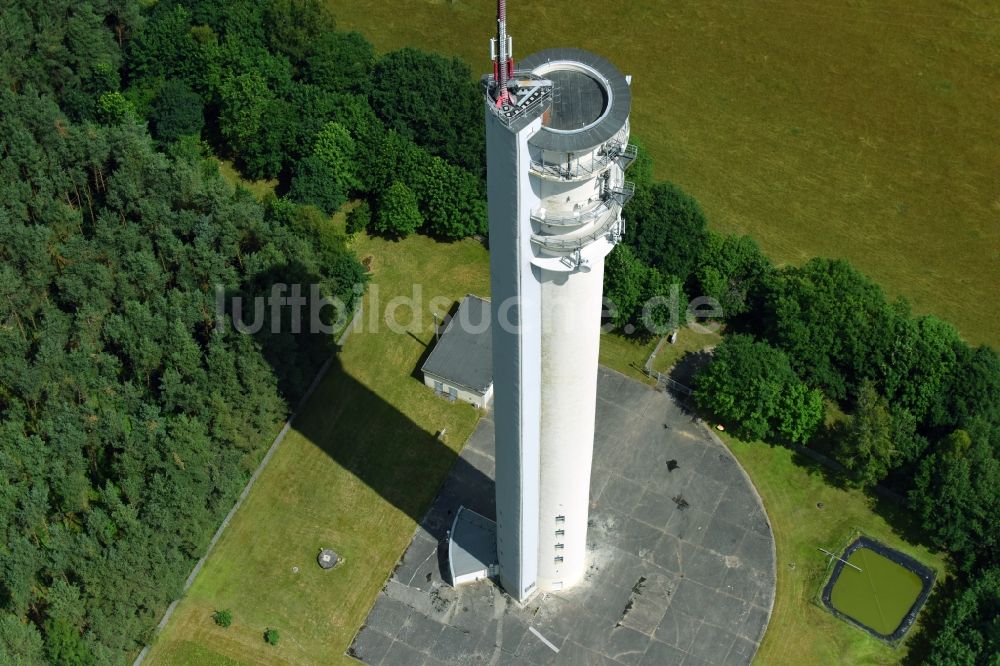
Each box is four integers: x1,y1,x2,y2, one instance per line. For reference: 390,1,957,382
291,352,493,529
255,314,495,591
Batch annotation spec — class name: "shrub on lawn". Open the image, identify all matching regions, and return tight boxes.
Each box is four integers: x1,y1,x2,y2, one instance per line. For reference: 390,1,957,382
212,609,232,628
347,201,372,235
264,628,280,646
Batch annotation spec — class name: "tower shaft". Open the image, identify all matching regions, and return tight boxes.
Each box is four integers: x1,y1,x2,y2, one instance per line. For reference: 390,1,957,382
483,37,634,601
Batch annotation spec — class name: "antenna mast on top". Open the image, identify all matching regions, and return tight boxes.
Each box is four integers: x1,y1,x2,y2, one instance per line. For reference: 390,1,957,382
491,0,515,107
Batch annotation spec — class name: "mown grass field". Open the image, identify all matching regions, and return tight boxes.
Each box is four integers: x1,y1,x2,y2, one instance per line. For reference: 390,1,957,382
328,0,1000,348
651,326,723,376
597,329,657,384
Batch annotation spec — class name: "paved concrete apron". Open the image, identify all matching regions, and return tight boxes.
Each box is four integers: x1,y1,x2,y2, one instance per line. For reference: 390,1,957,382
351,367,776,666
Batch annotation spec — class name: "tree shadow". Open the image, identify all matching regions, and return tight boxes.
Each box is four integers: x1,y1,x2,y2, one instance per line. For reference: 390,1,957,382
668,349,713,388
869,488,942,556
807,419,849,461
787,444,852,490
407,300,462,383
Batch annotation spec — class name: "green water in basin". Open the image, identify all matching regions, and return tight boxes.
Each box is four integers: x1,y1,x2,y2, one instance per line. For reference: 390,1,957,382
829,546,923,635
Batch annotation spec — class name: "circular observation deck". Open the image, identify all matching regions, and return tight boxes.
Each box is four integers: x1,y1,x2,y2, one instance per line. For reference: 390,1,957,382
519,48,632,153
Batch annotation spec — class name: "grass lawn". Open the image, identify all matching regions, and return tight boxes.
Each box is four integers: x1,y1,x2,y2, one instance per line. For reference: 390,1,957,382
598,330,657,385
650,325,722,376
327,0,1000,349
719,433,948,665
144,230,491,665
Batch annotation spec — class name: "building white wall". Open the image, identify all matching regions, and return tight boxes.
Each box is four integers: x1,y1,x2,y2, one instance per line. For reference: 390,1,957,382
422,373,491,409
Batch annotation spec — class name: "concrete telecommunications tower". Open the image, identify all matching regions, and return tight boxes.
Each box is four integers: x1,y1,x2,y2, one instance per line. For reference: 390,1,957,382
484,0,635,601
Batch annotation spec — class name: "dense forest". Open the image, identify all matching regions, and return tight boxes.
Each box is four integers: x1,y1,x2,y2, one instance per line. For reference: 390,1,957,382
0,0,483,662
1,0,997,664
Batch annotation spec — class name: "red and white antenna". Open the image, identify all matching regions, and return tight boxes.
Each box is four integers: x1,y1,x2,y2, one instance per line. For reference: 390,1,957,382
490,0,515,107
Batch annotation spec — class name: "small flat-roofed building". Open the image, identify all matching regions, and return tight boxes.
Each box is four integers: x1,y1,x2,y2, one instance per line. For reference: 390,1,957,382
421,295,493,409
448,506,499,586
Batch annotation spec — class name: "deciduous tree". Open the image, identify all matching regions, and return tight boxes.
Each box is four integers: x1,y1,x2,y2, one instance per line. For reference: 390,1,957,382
304,31,374,94
694,335,823,443
375,181,422,238
149,79,204,143
370,48,484,174
910,421,1000,569
762,258,893,401
627,181,708,282
695,233,772,320
926,568,1000,665
288,155,346,215
313,122,360,194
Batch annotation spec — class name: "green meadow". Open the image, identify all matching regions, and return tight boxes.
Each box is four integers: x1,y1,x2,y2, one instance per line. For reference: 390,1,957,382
328,0,1000,348
145,228,491,665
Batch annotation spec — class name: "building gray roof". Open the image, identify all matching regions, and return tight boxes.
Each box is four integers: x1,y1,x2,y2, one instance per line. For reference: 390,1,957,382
448,507,498,584
421,295,492,393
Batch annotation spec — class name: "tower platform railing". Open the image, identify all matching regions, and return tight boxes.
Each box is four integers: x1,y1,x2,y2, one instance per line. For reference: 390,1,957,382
530,205,626,252
530,199,618,228
529,142,637,182
481,72,553,128
607,180,636,207
530,180,635,229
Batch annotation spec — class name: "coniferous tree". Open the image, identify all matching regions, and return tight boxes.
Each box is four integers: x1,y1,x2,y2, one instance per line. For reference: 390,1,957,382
842,381,897,488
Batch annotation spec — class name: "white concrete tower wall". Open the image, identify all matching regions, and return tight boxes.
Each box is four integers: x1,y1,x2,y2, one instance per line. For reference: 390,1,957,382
485,108,544,602
535,259,607,590
521,50,633,595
